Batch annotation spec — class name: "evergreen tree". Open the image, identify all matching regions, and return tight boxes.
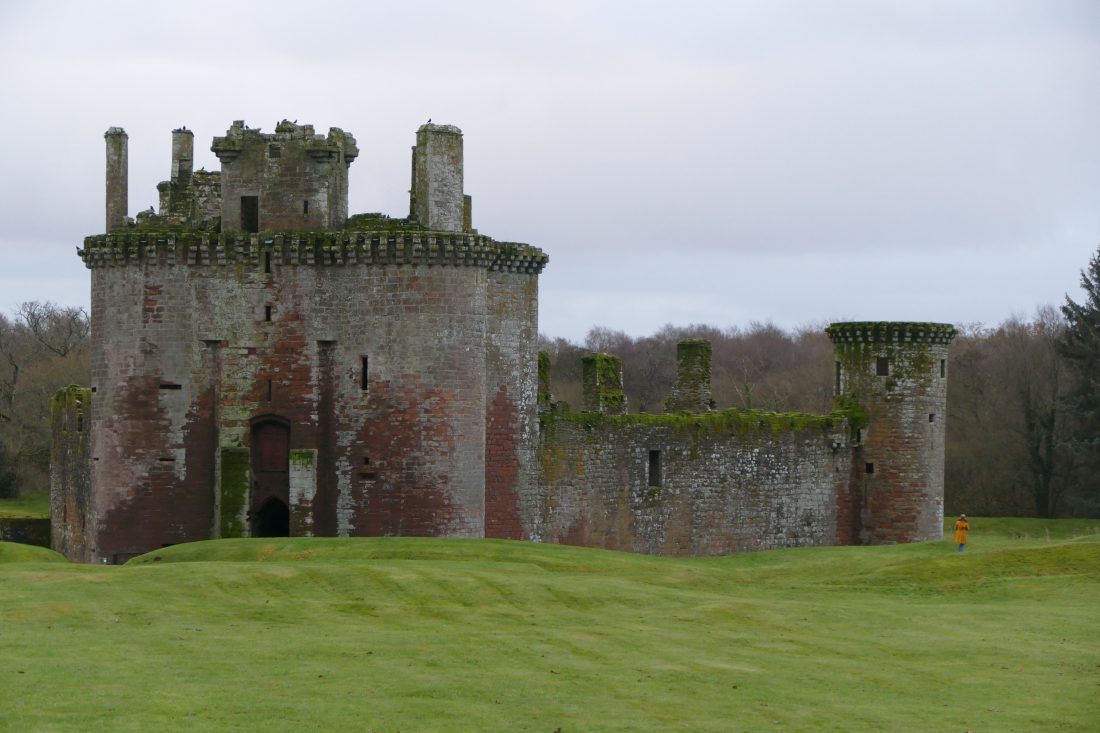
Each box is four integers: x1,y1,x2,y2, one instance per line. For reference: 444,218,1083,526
1059,246,1100,511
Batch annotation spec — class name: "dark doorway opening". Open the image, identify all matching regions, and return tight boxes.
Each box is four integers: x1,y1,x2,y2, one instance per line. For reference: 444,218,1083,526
251,417,290,537
241,196,259,233
254,497,290,537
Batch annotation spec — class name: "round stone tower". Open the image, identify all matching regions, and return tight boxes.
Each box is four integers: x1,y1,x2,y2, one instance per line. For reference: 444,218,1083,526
826,322,956,544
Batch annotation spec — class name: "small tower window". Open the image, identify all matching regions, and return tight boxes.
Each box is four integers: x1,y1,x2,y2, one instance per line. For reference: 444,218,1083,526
241,196,259,233
940,359,946,378
264,305,272,322
361,356,369,391
876,357,889,376
268,144,281,158
865,462,875,474
303,200,309,215
648,450,662,487
835,361,841,395
264,251,272,273
929,413,935,423
266,379,273,402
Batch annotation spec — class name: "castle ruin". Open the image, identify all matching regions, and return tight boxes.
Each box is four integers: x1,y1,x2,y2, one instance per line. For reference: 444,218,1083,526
51,121,955,562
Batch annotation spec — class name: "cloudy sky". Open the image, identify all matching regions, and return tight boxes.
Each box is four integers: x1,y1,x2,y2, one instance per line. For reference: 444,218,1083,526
1,1,1097,342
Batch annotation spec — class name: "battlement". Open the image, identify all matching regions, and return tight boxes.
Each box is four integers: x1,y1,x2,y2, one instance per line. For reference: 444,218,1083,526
211,119,359,164
78,230,548,273
826,321,957,345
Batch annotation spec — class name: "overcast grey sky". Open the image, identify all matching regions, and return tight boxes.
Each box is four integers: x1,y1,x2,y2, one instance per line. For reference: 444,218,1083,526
1,0,1097,341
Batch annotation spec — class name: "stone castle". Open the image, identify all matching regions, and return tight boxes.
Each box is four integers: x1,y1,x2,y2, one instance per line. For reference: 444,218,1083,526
50,120,956,563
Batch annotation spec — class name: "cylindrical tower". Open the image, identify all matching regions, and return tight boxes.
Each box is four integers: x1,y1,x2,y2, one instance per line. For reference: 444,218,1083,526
104,127,128,232
827,322,956,544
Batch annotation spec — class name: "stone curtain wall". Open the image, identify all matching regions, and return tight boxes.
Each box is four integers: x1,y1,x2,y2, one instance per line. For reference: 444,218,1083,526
536,412,850,556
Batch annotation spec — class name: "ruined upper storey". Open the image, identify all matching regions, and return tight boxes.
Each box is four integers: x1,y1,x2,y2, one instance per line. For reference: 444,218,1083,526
103,121,481,236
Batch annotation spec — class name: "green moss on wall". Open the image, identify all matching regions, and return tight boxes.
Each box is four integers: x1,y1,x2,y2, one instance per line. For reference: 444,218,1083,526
219,448,250,538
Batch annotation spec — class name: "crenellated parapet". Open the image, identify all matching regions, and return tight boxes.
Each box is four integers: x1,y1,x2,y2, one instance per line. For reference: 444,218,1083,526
825,321,957,345
211,119,359,165
78,230,548,273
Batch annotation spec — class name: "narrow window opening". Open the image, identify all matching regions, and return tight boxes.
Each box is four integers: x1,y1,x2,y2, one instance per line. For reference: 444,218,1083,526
90,386,97,393
648,449,662,487
241,196,259,233
940,359,946,378
876,357,889,376
157,456,175,462
834,361,841,395
865,462,875,475
264,251,272,273
76,415,83,432
159,383,182,390
363,456,371,465
264,305,272,322
361,356,369,391
266,379,273,402
268,144,281,158
303,200,309,215
929,413,935,423
856,428,862,443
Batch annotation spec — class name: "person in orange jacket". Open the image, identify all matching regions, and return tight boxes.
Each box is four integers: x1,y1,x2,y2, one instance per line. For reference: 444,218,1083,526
954,514,970,552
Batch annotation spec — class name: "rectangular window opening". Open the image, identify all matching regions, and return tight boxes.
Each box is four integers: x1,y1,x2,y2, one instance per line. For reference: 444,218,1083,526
856,428,862,443
360,472,376,481
264,305,272,322
361,356,369,391
268,144,281,158
241,196,259,233
648,449,662,487
159,383,182,390
834,361,841,395
264,251,272,273
303,200,309,215
363,456,371,465
266,379,273,402
77,415,83,432
940,359,946,378
865,462,875,475
876,356,889,376
929,413,936,423
157,456,175,462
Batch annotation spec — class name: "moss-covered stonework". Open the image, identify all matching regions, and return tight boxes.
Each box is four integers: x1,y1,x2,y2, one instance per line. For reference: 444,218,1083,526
49,385,91,558
666,338,714,413
219,448,249,539
581,353,626,414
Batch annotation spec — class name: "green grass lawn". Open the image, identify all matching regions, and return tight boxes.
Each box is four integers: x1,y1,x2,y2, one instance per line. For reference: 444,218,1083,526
0,494,50,519
2,519,1098,732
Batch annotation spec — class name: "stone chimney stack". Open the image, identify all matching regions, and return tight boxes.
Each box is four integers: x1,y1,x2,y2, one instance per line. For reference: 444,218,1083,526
581,353,627,414
104,127,128,233
410,123,465,232
171,127,194,185
666,339,713,413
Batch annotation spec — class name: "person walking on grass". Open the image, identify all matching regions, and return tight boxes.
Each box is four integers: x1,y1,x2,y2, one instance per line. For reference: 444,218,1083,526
954,514,970,552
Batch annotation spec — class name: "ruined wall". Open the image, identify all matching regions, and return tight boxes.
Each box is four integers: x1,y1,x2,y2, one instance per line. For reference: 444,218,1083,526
537,411,850,556
411,124,465,232
77,231,546,562
828,322,955,544
49,386,92,559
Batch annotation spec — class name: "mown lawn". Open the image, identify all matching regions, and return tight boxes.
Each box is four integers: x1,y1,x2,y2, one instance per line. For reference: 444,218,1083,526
0,495,49,519
1,519,1098,732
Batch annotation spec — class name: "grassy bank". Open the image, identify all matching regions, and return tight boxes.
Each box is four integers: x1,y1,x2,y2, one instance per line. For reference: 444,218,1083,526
0,494,49,519
1,519,1098,732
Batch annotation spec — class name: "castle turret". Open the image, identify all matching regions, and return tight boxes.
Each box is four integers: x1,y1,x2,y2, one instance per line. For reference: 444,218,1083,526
104,127,128,232
827,322,956,544
410,123,466,232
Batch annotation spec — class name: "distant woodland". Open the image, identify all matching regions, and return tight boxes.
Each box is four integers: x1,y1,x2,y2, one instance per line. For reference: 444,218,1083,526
3,248,1098,518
